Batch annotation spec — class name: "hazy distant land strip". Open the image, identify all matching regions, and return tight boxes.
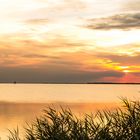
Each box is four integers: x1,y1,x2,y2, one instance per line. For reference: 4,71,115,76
0,82,140,84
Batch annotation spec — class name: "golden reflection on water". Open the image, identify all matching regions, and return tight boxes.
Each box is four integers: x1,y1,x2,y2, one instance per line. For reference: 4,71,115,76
0,102,119,139
0,103,46,139
0,84,140,139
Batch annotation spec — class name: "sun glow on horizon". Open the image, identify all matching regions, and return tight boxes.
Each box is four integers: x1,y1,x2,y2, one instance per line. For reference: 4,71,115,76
123,70,131,73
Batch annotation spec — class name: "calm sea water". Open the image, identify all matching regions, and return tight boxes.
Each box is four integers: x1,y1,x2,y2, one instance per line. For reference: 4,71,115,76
0,84,140,139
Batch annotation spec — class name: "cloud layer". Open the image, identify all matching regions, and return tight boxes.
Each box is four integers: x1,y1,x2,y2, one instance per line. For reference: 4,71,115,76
86,13,140,30
0,0,140,83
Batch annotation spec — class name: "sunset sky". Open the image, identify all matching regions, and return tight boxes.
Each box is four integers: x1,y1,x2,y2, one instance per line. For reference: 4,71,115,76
0,0,140,83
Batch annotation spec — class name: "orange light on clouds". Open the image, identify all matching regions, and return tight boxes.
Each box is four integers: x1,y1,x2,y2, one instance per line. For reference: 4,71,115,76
119,66,131,73
0,0,139,82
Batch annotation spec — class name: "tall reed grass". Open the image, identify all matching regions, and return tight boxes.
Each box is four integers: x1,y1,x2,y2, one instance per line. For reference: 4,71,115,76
8,98,140,140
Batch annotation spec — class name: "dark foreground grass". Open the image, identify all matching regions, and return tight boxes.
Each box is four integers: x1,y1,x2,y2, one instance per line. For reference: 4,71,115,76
8,98,140,140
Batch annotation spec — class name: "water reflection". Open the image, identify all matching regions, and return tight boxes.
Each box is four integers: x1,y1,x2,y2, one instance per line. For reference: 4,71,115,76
0,102,119,139
0,84,140,103
0,83,140,139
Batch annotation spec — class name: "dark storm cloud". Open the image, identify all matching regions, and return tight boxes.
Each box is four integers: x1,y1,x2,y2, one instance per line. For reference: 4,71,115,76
0,65,124,83
86,12,140,30
48,70,124,83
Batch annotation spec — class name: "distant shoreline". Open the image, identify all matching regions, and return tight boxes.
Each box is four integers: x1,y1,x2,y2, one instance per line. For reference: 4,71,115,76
0,82,140,84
